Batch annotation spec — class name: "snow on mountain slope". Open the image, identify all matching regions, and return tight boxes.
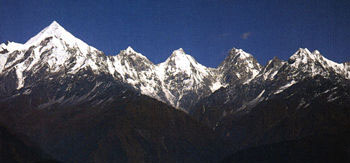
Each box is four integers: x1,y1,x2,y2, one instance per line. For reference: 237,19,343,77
25,21,96,54
0,21,109,91
218,48,262,85
158,48,210,78
156,48,220,109
0,21,223,110
288,48,348,79
106,47,221,110
259,57,286,81
106,46,167,104
1,21,349,112
191,48,350,128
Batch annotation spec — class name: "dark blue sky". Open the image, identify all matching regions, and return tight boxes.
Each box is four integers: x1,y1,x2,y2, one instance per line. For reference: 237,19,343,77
1,0,349,67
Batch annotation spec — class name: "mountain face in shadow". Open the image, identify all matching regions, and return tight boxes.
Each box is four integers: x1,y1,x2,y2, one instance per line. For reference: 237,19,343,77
0,90,223,163
0,123,58,163
1,21,350,162
196,76,350,155
222,132,350,163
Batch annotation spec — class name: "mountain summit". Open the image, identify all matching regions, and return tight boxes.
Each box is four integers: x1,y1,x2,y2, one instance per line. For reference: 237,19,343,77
0,21,350,163
0,21,349,112
25,21,95,54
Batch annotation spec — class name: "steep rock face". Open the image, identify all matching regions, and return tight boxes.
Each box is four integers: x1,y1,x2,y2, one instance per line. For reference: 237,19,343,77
191,48,350,129
287,49,348,79
105,47,221,111
156,48,220,110
106,47,165,103
216,76,350,154
218,48,262,84
0,21,224,162
0,21,227,111
1,21,350,162
0,21,124,109
0,21,221,111
191,48,350,155
1,21,349,115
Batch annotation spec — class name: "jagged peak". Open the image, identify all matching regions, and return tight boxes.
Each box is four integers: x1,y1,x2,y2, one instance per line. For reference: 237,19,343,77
171,48,186,56
289,48,331,62
47,21,63,31
228,48,253,59
125,46,136,54
262,56,285,76
121,46,140,55
297,48,311,54
24,21,96,54
289,48,331,64
266,56,283,66
286,48,349,78
289,48,315,63
220,48,261,69
159,48,208,75
165,48,199,65
25,21,66,45
117,46,150,62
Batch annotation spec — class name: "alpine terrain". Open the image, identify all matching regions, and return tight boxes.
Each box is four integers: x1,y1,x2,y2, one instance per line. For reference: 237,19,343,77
0,21,349,162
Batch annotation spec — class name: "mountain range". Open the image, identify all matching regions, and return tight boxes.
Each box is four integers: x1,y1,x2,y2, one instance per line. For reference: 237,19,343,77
0,21,349,162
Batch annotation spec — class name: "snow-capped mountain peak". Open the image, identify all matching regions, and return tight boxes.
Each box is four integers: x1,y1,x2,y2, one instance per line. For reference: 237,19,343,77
229,48,252,59
25,21,66,45
287,48,349,79
125,46,136,54
289,48,315,64
173,48,185,54
161,48,209,76
147,48,221,110
1,21,349,113
25,21,96,54
118,46,149,61
168,48,190,61
219,48,262,84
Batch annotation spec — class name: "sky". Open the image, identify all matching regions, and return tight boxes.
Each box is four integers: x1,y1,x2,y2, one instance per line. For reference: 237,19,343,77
1,0,349,67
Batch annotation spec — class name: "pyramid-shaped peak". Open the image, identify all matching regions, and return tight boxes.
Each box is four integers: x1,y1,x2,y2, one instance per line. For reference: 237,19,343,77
118,46,150,61
290,48,311,59
44,21,66,32
125,46,136,53
25,21,97,54
229,48,252,59
296,48,311,54
161,48,206,68
176,48,184,52
25,21,71,45
289,48,324,62
165,48,191,62
159,48,209,76
167,48,195,62
49,21,62,28
219,47,262,69
172,48,186,55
